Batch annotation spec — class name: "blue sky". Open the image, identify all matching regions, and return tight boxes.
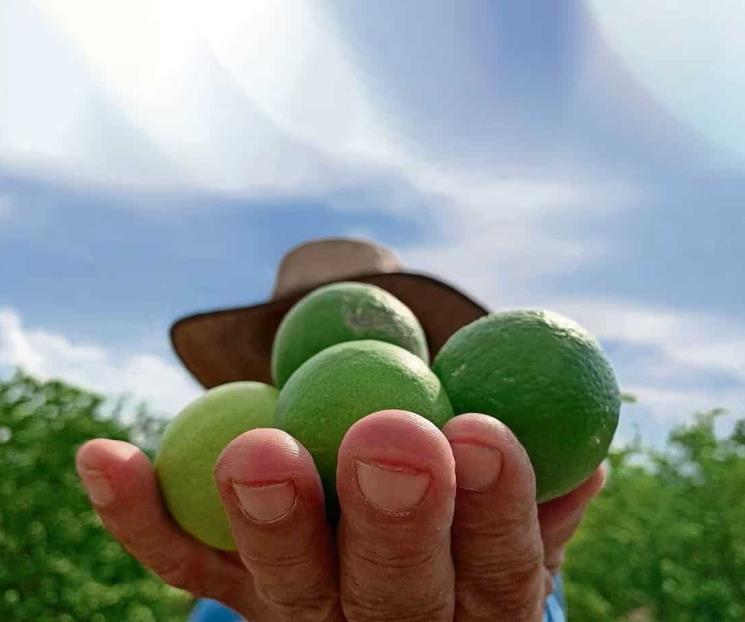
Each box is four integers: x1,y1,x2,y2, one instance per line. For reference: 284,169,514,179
1,1,743,446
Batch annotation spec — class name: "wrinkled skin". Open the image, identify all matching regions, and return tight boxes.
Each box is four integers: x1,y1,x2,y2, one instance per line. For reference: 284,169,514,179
77,410,605,621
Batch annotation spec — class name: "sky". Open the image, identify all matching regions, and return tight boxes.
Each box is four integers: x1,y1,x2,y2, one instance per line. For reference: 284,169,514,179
1,0,744,447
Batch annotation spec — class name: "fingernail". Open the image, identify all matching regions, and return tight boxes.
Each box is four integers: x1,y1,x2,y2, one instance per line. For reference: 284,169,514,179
355,461,430,514
79,468,115,506
232,481,296,523
451,443,502,491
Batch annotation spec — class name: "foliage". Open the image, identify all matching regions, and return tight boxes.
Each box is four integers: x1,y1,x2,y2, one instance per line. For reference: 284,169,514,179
0,371,191,621
565,410,745,621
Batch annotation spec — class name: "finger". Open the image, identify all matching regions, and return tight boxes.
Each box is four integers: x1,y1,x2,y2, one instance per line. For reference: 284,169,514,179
337,410,456,622
214,428,342,622
538,464,606,573
75,439,252,615
443,414,546,622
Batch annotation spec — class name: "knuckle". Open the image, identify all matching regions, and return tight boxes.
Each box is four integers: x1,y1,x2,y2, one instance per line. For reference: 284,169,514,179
496,561,544,613
341,542,453,621
244,545,340,619
456,519,545,620
154,553,198,592
352,538,441,573
241,540,317,572
457,568,543,620
458,516,543,574
459,495,536,535
258,591,340,622
459,550,542,596
113,530,196,592
499,498,538,529
343,595,452,622
457,558,544,620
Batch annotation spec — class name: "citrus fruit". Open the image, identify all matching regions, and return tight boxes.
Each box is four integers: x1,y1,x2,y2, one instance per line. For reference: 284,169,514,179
156,381,278,550
271,281,429,388
432,310,620,502
275,340,453,499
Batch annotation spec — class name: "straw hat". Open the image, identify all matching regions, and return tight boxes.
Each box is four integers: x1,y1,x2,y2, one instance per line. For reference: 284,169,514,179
170,238,488,388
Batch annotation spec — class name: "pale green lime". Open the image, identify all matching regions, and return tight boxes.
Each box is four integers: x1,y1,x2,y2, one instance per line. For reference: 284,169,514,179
156,382,278,550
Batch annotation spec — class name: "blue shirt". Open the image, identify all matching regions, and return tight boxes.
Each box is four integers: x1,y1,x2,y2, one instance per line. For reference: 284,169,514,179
188,599,243,622
188,573,567,621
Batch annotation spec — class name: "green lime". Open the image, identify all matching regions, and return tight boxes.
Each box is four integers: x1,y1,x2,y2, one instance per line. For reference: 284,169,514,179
156,381,278,550
275,340,452,501
432,310,620,502
271,281,429,388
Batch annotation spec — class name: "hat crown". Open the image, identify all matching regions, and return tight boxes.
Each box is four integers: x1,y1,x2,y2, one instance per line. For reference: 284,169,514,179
272,238,402,299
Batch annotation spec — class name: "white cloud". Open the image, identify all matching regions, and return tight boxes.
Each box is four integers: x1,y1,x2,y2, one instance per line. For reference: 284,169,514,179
3,1,635,209
2,0,639,304
4,0,637,267
397,170,637,308
0,308,200,416
622,386,741,421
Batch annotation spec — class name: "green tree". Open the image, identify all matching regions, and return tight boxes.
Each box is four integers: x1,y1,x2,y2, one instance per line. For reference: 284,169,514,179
0,371,191,621
565,411,745,621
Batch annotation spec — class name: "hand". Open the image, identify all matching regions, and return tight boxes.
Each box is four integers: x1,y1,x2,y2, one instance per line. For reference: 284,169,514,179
76,410,604,621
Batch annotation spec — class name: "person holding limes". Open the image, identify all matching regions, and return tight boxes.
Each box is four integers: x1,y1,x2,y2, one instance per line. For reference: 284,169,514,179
77,239,612,621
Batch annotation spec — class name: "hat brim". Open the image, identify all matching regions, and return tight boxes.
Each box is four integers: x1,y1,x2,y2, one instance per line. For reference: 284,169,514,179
170,272,489,388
